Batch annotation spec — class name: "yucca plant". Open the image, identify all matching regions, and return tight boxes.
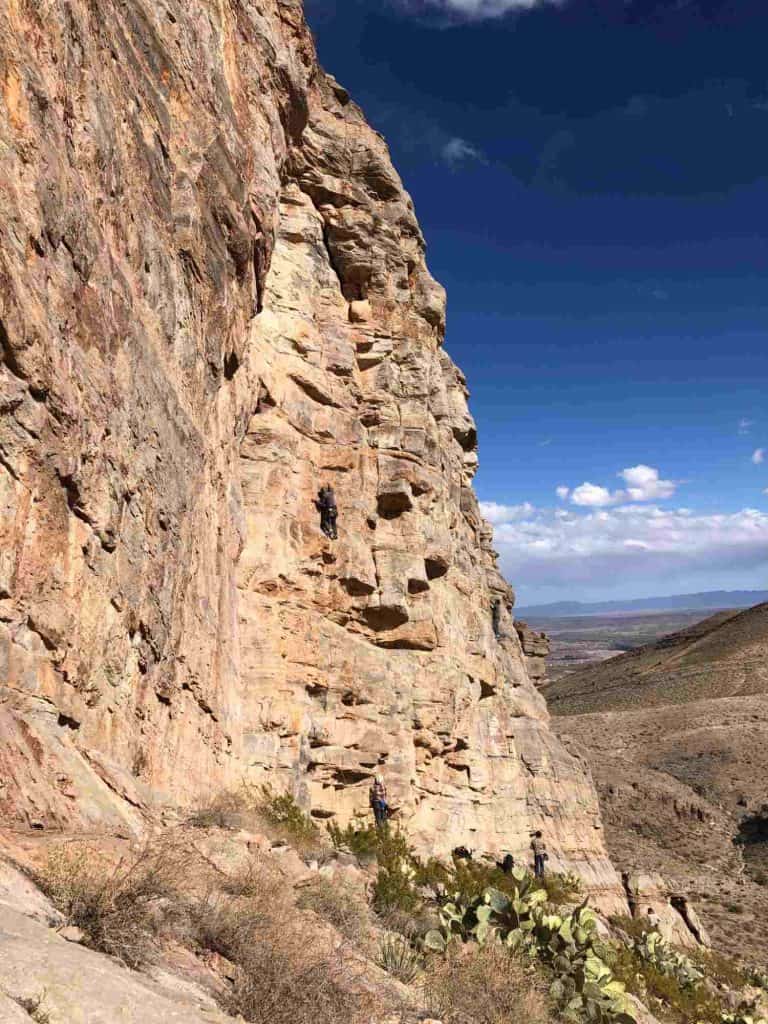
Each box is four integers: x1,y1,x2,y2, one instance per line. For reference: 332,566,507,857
377,933,423,983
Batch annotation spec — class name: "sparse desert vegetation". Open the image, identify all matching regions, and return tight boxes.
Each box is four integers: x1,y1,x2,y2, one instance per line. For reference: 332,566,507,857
10,799,768,1024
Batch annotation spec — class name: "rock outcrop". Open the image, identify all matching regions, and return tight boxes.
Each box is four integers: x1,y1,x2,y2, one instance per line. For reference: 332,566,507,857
0,0,622,904
515,621,550,687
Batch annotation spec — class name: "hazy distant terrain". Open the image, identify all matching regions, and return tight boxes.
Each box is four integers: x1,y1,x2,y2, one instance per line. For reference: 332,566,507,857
518,589,768,619
526,609,730,680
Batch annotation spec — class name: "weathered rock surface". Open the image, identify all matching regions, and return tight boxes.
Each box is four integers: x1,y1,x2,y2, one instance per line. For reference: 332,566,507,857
515,621,550,687
0,0,622,904
0,857,230,1023
622,872,710,949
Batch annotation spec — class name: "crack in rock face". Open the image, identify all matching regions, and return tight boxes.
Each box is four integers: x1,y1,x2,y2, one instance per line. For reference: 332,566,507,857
0,0,624,910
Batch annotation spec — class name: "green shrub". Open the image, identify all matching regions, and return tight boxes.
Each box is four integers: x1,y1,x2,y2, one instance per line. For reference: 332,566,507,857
371,829,422,915
605,932,768,1024
745,965,768,991
327,821,381,861
258,785,321,854
631,929,704,990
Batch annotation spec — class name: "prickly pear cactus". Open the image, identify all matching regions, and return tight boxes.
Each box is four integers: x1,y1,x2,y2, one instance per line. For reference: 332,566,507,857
423,876,637,1023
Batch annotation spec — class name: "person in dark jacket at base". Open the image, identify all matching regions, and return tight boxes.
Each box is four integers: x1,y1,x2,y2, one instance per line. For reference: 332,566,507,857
315,484,338,539
531,830,548,878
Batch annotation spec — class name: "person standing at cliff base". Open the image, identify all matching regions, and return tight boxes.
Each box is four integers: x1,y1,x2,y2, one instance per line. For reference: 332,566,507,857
531,830,548,878
315,484,338,540
370,774,388,827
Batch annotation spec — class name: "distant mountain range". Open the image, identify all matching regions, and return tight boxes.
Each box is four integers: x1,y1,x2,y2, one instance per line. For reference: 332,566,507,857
516,590,768,618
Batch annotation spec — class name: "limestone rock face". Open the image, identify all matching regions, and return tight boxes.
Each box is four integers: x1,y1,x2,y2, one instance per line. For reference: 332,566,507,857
515,621,550,687
623,872,710,949
0,0,622,903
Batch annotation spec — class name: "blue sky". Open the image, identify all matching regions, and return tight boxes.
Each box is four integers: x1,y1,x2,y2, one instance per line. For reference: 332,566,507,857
305,0,768,605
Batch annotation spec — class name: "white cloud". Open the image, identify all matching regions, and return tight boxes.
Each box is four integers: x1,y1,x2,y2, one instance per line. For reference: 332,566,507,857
571,482,621,508
739,418,754,435
563,464,677,507
486,503,768,593
416,0,562,18
752,448,765,465
480,501,535,524
619,464,677,501
441,136,485,166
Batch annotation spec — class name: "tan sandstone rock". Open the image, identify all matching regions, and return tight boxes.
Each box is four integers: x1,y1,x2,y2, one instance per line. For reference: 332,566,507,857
0,0,624,910
624,872,710,949
515,621,550,687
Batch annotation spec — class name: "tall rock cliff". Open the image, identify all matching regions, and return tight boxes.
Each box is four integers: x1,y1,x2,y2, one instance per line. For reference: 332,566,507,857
0,0,621,904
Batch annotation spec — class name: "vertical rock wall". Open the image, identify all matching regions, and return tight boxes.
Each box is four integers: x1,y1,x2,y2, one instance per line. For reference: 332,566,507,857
0,0,622,905
515,621,551,687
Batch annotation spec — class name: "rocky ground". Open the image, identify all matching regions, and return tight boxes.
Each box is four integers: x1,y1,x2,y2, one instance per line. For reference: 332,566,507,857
0,817,418,1024
2,802,766,1024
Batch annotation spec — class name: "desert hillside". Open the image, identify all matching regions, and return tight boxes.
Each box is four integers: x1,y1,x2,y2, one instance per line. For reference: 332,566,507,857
548,603,768,714
551,604,768,963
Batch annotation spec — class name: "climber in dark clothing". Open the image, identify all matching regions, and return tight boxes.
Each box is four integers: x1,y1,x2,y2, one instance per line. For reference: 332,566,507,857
316,484,338,540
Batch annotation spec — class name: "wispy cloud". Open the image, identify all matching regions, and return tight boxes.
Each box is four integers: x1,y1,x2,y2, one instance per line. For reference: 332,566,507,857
563,465,677,508
441,136,485,166
739,418,754,435
753,448,765,465
486,504,768,593
401,0,563,20
480,501,535,524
